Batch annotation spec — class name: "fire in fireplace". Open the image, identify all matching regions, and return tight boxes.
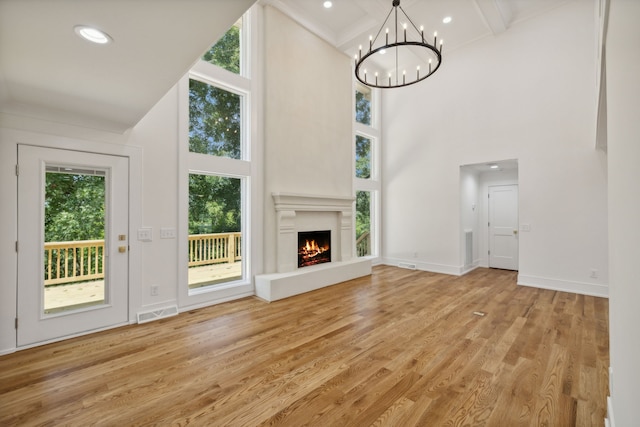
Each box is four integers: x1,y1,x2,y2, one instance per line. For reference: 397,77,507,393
298,230,331,268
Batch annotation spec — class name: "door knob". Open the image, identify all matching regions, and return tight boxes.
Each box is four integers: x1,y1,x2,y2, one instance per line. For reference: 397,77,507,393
513,230,518,235
118,246,127,253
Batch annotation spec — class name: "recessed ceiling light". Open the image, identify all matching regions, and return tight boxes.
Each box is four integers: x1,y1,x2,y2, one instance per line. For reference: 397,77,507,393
443,16,452,24
74,25,112,44
323,1,333,8
490,164,499,169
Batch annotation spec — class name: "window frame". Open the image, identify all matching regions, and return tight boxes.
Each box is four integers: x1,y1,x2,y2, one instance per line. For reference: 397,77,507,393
177,7,260,309
353,82,381,260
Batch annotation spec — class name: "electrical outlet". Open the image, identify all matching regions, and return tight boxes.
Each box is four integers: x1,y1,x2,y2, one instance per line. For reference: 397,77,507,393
150,285,159,296
590,269,599,279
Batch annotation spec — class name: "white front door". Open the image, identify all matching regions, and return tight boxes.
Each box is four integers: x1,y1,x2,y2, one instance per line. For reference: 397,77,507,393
17,145,129,347
489,184,519,271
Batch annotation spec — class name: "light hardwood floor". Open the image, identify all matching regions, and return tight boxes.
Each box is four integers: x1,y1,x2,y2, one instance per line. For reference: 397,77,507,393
0,266,609,426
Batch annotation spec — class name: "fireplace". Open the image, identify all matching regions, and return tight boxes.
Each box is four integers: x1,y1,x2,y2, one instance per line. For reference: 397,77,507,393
255,193,371,302
298,230,331,268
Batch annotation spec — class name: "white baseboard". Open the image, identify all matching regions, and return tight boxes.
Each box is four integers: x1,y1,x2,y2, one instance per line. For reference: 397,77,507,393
517,274,608,298
380,257,461,276
605,396,615,427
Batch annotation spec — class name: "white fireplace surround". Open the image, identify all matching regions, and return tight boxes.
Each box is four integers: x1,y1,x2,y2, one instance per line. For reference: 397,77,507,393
255,192,372,302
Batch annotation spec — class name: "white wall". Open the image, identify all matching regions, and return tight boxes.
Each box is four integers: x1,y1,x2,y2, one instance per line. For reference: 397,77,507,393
606,0,640,425
262,6,353,273
382,0,609,296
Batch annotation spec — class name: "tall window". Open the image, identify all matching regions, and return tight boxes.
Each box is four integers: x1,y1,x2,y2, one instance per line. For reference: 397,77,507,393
188,174,242,289
189,80,242,159
355,85,371,126
202,19,242,74
354,83,380,258
179,10,255,306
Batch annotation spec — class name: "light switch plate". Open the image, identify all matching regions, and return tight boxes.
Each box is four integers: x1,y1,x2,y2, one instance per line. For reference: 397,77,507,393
137,228,152,242
160,228,176,239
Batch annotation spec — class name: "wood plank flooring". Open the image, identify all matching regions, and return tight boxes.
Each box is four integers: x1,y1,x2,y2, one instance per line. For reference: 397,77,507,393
0,266,609,426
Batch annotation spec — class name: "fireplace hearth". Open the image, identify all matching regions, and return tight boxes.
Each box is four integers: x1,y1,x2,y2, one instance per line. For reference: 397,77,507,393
298,230,331,268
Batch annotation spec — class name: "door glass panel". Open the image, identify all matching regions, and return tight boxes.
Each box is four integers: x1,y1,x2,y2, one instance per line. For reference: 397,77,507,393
356,190,371,257
44,167,106,314
188,174,242,290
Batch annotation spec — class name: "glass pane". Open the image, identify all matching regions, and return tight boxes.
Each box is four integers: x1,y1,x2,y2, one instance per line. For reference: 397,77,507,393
356,135,371,179
44,169,105,314
202,19,241,74
189,79,242,159
356,190,371,257
188,174,242,289
355,84,371,126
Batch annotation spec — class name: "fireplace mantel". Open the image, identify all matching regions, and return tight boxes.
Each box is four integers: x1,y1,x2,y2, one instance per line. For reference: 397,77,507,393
272,192,354,274
255,192,371,302
272,192,354,213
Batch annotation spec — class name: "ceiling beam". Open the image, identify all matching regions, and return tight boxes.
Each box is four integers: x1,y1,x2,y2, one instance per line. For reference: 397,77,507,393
473,0,509,35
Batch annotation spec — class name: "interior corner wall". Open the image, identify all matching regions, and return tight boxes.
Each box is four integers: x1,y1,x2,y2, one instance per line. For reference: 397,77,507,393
262,6,353,273
606,0,640,425
381,0,609,296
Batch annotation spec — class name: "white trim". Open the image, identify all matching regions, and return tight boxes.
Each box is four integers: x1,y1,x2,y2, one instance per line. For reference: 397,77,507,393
606,395,616,427
381,257,463,276
517,274,609,298
177,6,259,310
178,290,254,312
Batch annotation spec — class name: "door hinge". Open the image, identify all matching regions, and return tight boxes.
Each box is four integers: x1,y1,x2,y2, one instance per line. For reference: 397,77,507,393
488,222,490,227
15,241,18,252
488,250,491,255
15,164,19,176
15,318,18,329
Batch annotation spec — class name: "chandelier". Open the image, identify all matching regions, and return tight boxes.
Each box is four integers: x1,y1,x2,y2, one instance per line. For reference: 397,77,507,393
354,0,443,89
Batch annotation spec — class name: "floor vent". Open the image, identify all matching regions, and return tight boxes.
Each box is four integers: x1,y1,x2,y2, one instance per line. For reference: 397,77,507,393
398,262,417,270
137,305,179,324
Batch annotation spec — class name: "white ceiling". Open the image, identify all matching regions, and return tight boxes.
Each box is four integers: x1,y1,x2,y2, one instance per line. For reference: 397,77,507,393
264,0,572,79
0,0,571,133
0,0,255,133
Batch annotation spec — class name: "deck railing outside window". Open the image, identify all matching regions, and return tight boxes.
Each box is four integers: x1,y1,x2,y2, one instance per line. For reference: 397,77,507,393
44,232,242,286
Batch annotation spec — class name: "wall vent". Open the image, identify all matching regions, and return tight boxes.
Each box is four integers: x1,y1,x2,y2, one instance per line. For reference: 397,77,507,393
398,262,417,270
137,305,179,324
464,230,473,267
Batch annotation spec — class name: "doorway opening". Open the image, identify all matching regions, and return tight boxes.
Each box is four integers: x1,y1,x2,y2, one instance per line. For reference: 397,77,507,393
459,159,519,273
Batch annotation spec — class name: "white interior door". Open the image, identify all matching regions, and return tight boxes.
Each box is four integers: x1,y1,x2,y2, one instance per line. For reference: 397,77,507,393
17,145,129,347
489,184,519,270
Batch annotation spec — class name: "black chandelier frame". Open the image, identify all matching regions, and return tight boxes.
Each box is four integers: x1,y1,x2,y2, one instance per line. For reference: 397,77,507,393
354,0,443,89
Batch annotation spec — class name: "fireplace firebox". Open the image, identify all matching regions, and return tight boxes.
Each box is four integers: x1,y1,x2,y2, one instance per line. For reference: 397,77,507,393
298,230,331,268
